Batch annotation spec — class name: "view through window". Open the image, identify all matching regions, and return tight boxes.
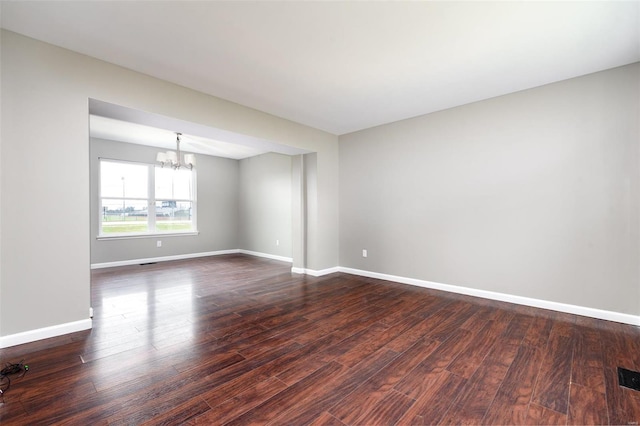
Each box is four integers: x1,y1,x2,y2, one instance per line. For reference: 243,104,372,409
99,159,196,236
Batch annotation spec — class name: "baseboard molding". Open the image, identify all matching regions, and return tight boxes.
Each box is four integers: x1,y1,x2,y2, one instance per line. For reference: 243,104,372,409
0,319,92,349
238,250,292,263
90,249,241,269
35,260,638,350
291,266,341,277
339,267,640,326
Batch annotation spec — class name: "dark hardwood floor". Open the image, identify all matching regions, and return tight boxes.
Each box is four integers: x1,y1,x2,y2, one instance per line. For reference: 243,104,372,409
1,254,639,425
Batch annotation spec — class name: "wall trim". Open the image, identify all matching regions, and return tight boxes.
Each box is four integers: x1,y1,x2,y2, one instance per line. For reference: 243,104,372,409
339,267,640,326
25,259,637,348
291,266,341,277
238,249,292,263
90,249,241,269
0,319,92,349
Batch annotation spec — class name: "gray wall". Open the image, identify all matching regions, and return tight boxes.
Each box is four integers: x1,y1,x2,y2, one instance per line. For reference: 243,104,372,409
2,26,637,341
90,138,239,264
239,153,292,258
1,30,338,338
340,63,640,316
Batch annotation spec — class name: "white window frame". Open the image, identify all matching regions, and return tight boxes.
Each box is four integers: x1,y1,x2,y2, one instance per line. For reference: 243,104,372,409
98,158,198,239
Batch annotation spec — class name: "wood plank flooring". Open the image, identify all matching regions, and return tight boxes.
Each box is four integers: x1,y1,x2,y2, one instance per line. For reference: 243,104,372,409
1,254,639,424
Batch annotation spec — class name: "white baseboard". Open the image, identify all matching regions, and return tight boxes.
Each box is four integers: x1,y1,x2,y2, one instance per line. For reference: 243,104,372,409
38,260,638,351
90,249,240,269
291,266,341,277
238,250,292,263
339,267,640,326
0,319,92,349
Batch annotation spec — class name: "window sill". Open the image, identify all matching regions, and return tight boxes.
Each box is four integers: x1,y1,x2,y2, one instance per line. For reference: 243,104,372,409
97,231,199,241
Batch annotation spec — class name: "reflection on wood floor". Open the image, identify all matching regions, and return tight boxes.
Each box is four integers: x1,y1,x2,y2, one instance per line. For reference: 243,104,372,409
0,254,639,424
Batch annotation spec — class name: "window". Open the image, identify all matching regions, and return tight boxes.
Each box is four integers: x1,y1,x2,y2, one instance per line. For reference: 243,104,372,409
154,167,195,233
99,159,196,237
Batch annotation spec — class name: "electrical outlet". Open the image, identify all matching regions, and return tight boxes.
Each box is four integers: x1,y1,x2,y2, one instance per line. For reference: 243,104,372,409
157,240,162,248
362,249,368,258
276,239,280,246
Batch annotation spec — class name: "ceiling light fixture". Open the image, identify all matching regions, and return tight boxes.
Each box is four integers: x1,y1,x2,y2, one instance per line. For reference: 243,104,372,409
156,132,196,170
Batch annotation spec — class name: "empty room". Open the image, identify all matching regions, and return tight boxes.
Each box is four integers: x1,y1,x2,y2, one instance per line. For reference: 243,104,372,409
0,1,639,424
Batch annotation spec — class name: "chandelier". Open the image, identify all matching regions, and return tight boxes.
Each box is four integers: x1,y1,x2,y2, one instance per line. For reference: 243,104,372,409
156,133,196,170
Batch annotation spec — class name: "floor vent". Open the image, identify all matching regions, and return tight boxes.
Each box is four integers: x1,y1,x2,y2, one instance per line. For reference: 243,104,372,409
618,367,640,391
139,262,157,266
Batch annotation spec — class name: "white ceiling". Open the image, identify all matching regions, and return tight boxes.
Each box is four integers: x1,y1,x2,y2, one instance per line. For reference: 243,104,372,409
90,115,270,160
2,1,639,135
88,99,311,159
